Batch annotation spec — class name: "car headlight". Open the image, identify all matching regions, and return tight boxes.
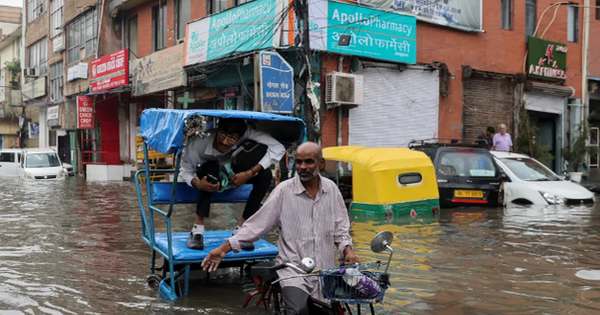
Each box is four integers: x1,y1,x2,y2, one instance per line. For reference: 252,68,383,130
25,172,35,180
57,171,64,178
539,191,565,205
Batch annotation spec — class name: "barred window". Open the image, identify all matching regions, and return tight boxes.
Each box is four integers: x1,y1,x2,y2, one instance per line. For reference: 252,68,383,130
50,62,63,103
67,10,97,64
28,38,48,76
50,0,63,38
28,0,44,23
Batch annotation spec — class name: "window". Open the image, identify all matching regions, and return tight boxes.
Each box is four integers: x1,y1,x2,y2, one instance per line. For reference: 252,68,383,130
26,152,60,168
28,38,48,76
209,0,227,14
66,10,97,64
438,152,497,177
48,130,57,147
501,0,512,30
28,0,44,23
398,173,422,186
236,0,250,6
128,16,138,57
176,0,191,40
50,62,63,103
597,0,600,21
0,152,15,162
500,157,561,181
152,3,167,51
50,0,63,38
525,0,536,39
568,6,579,43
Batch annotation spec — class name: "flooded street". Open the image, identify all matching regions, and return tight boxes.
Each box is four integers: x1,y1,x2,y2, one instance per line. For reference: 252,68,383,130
1,178,600,314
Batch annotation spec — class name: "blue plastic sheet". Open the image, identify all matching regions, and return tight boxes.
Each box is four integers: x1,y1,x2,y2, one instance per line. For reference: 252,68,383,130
140,109,306,155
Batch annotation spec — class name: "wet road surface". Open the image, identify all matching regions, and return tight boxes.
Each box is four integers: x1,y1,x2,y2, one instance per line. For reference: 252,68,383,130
1,177,600,314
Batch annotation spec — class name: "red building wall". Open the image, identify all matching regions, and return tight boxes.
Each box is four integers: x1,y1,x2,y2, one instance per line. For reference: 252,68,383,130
321,0,586,147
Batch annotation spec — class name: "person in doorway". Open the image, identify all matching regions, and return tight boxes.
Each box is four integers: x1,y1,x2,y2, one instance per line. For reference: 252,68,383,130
491,124,513,152
201,142,360,315
180,118,285,251
476,126,495,149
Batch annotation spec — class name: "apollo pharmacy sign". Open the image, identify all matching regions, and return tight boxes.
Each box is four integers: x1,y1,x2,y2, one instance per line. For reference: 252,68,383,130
307,0,417,64
183,0,283,66
527,36,567,82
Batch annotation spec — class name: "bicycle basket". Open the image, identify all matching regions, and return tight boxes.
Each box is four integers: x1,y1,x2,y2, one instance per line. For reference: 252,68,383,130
319,264,390,305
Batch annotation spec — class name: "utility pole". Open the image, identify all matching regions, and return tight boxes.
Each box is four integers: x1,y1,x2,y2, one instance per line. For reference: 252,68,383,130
581,0,590,134
297,0,315,141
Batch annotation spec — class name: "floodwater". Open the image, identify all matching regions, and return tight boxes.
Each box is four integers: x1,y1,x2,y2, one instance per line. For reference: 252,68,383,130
1,177,600,314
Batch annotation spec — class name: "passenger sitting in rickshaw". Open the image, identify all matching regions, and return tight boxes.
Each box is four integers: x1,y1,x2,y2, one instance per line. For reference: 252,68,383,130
179,118,285,251
202,142,359,315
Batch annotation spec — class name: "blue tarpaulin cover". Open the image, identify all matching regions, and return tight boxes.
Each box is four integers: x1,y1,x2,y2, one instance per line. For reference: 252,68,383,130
140,109,306,155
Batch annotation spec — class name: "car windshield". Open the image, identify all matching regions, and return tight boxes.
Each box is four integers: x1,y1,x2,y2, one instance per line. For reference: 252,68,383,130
500,157,561,181
438,151,496,177
26,153,61,168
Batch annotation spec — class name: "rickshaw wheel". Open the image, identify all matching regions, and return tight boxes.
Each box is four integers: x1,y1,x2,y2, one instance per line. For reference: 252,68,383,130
146,274,164,291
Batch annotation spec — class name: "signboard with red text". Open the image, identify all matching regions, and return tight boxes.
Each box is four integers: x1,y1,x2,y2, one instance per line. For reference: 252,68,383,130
90,49,129,93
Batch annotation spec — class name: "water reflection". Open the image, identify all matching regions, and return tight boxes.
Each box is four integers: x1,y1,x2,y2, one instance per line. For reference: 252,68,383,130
0,178,600,314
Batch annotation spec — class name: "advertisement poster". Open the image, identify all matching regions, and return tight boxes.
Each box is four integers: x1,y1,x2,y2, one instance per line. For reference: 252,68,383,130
357,0,482,32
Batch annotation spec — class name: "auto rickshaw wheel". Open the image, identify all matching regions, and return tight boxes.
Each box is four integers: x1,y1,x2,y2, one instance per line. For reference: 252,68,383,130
146,274,164,291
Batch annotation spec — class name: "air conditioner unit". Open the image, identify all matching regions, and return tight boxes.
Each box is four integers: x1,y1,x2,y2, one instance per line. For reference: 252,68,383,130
25,67,38,77
325,72,363,108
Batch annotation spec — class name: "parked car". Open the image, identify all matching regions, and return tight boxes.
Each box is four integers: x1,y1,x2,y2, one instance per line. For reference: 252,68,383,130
63,163,75,176
410,140,503,208
491,151,595,205
20,148,66,180
0,149,24,178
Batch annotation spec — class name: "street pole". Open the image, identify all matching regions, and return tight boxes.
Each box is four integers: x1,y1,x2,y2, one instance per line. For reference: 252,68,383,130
298,0,315,141
581,0,590,134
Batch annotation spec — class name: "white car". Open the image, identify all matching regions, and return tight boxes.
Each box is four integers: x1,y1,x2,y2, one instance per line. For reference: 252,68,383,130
20,148,66,180
491,151,595,205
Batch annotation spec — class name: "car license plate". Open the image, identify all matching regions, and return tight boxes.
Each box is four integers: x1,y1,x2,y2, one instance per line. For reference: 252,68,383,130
454,190,483,198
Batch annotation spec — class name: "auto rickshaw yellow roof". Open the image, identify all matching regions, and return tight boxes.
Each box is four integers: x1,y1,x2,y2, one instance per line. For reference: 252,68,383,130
323,146,432,172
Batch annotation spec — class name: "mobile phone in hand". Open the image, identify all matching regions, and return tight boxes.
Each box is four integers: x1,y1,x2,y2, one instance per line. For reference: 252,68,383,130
206,174,219,184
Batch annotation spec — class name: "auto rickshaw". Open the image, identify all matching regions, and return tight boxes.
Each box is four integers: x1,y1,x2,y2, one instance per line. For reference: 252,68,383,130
323,146,440,218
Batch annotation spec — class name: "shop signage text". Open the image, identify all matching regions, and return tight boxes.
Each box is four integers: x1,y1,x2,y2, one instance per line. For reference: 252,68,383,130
53,35,64,53
22,76,46,101
357,0,482,32
527,36,567,82
132,44,187,96
258,51,293,113
77,96,94,129
90,49,129,93
308,0,417,64
67,63,88,82
47,105,60,127
184,0,281,66
219,86,241,98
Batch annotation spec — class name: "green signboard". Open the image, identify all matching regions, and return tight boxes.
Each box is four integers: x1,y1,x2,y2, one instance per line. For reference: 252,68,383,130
527,36,567,82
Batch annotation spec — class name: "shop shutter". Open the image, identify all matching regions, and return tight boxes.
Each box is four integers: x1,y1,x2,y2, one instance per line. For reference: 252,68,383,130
463,75,516,141
349,67,439,147
524,93,564,115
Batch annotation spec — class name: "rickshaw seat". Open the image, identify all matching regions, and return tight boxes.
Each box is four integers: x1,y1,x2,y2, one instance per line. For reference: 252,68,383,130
151,182,253,205
154,230,278,262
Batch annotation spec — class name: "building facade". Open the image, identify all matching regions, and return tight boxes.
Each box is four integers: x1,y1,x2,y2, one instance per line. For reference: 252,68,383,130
18,0,600,179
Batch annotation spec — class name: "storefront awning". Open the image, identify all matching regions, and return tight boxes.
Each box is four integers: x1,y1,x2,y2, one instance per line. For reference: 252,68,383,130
528,82,575,98
85,85,132,96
